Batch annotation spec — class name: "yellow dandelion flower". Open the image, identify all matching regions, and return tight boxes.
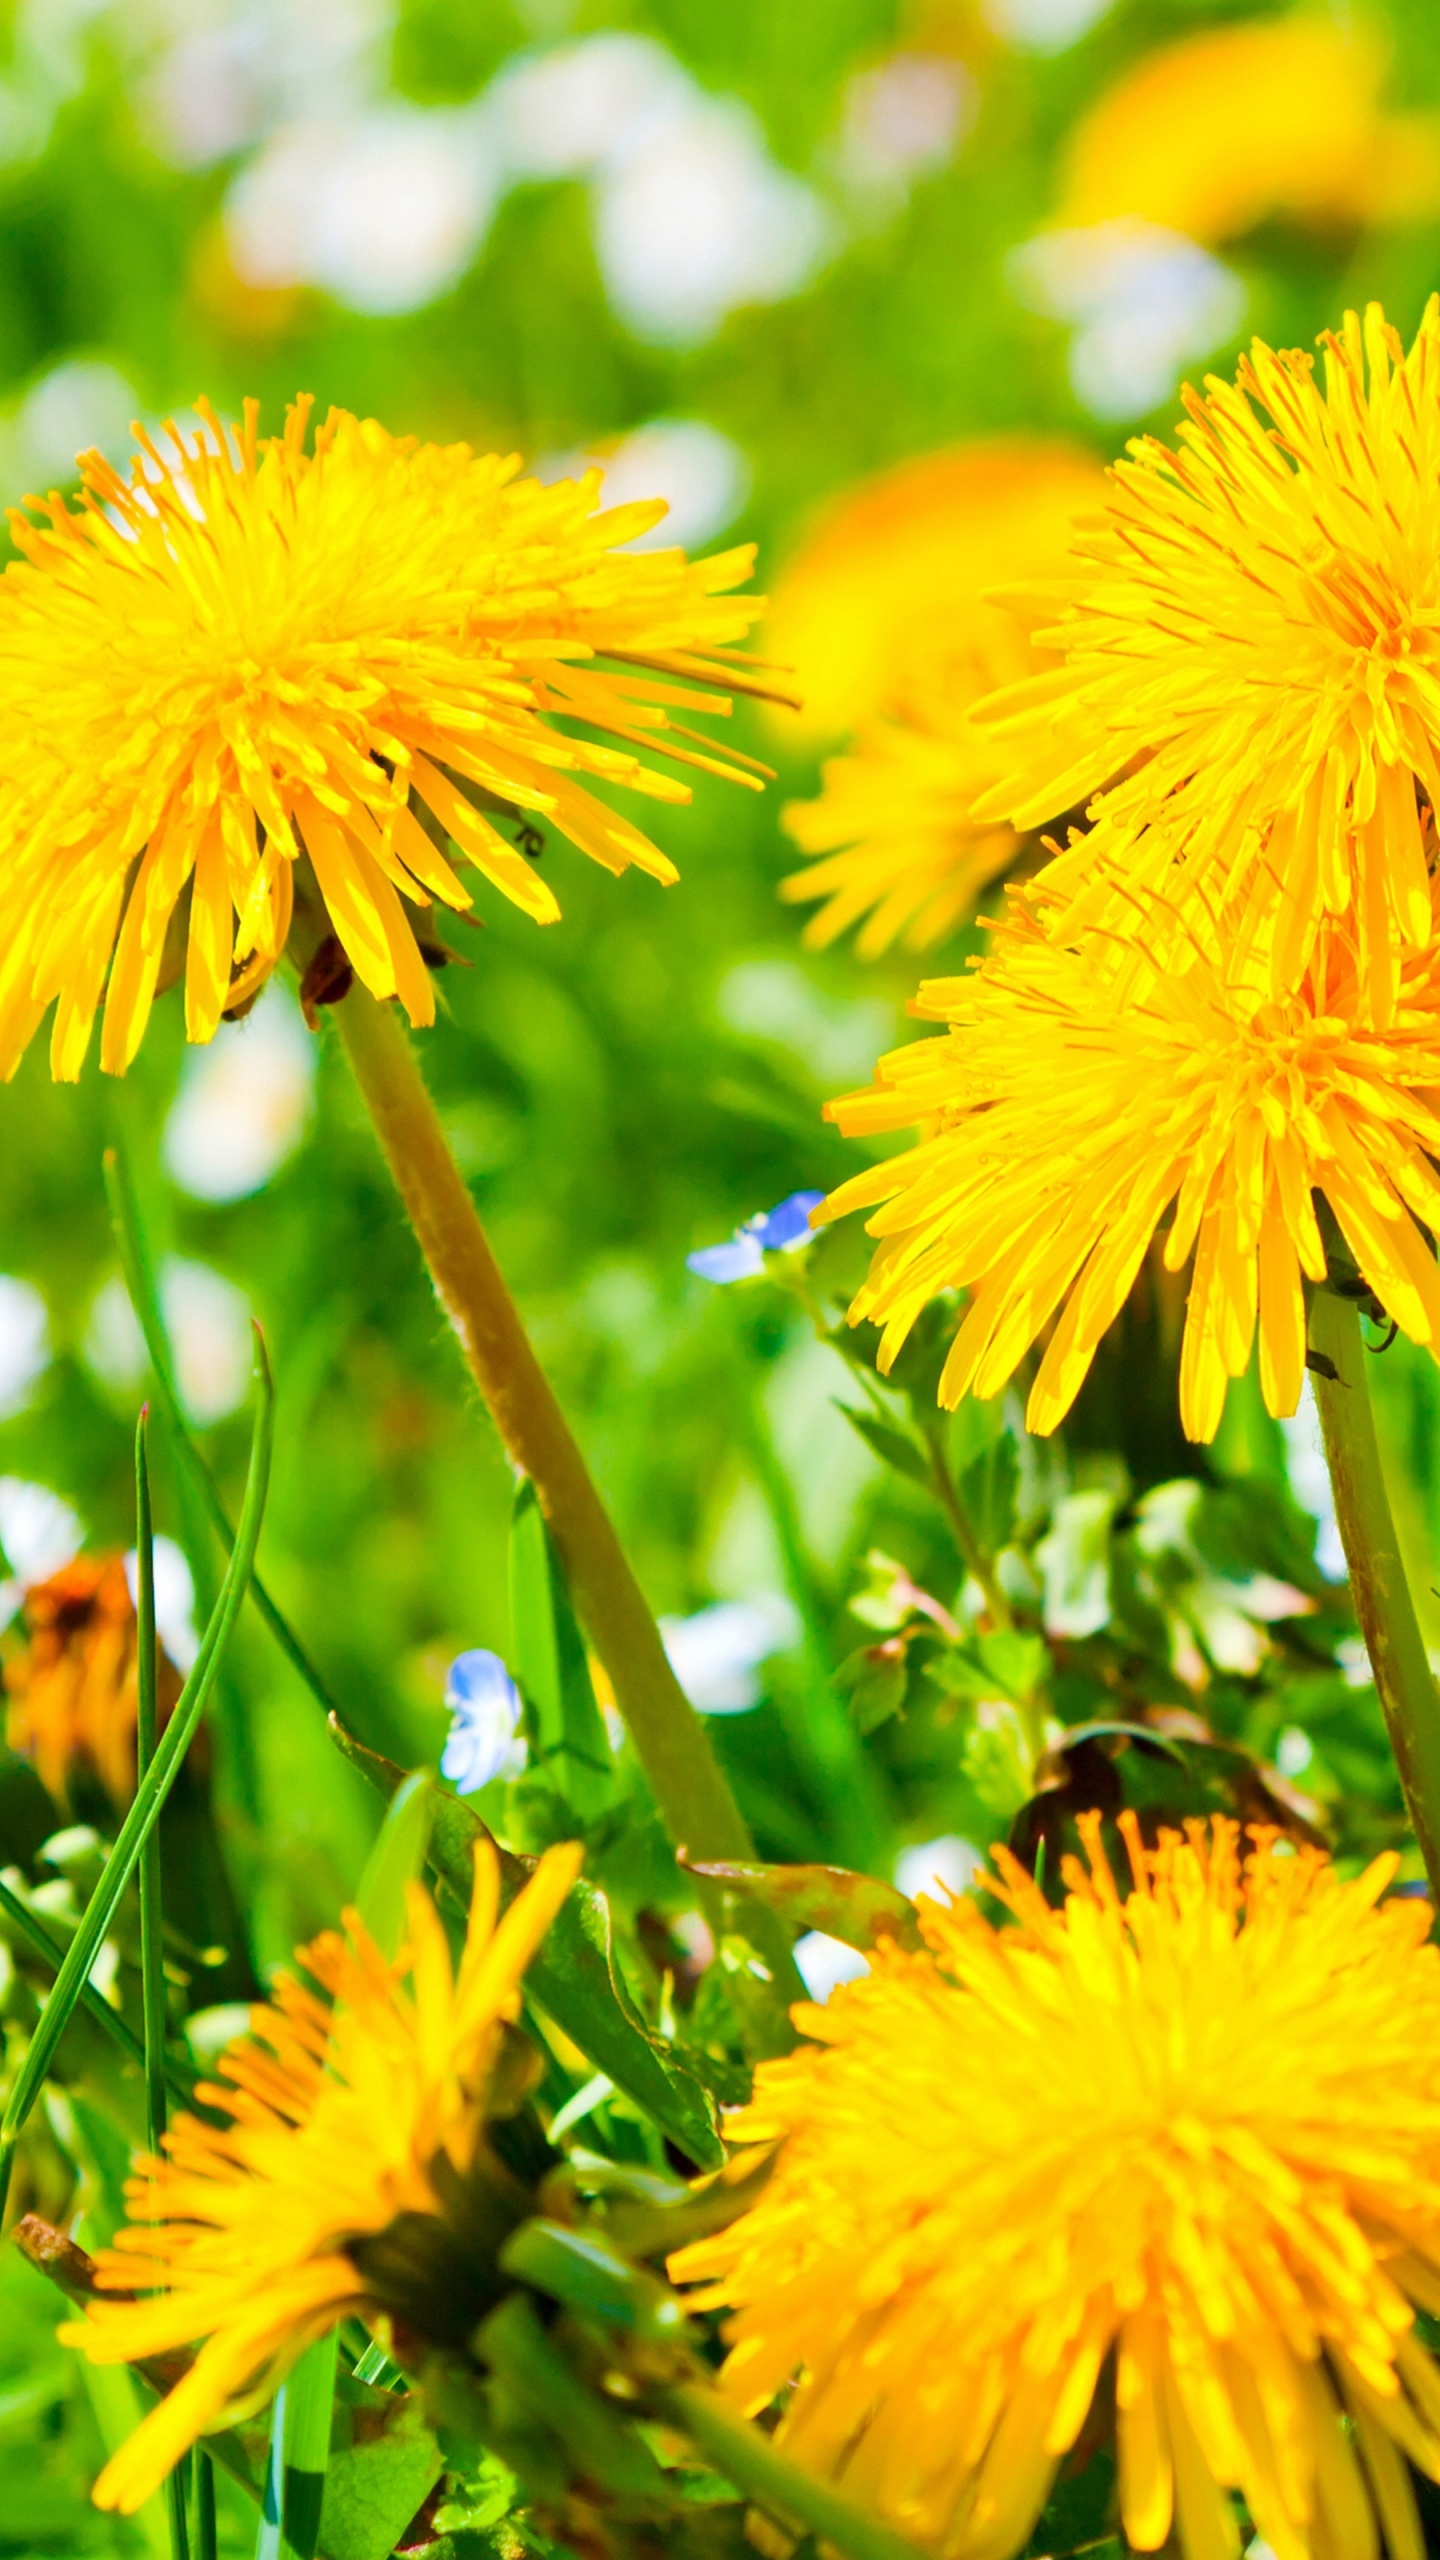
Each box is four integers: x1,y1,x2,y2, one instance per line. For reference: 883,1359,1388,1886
673,1816,1440,2560
764,439,1104,745
4,1552,180,1809
0,398,770,1083
1058,17,1440,246
973,303,1440,1023
820,887,1440,1443
62,1837,583,2514
780,627,1033,959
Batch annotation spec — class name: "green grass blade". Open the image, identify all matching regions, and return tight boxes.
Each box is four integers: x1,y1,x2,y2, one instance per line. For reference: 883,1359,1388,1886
353,1769,431,1958
104,1138,342,1722
137,1416,191,2560
280,2333,338,2559
135,1414,169,2159
196,2455,218,2560
0,1872,193,2098
256,2383,287,2560
0,1332,274,2204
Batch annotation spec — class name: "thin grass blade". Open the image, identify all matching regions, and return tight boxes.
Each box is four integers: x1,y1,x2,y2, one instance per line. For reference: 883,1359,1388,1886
104,1138,341,1721
0,1330,274,2197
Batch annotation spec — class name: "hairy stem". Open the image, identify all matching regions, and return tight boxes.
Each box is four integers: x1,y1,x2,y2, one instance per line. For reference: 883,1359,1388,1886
334,985,754,1866
1309,1285,1440,1892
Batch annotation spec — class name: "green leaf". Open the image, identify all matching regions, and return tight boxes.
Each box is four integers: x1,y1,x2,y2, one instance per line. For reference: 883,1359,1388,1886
834,1643,908,1736
957,1433,1018,1556
354,1771,432,1960
683,1859,921,1952
330,1725,723,2168
317,2385,442,2560
508,1482,613,1818
835,1404,932,1488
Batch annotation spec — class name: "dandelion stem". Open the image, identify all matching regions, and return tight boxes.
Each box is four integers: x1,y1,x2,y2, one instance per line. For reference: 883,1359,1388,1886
333,985,755,1866
1309,1284,1440,1892
656,2383,930,2560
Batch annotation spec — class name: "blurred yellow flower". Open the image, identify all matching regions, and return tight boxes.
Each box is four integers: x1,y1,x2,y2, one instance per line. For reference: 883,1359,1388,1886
975,303,1440,1026
0,399,769,1082
4,1552,179,1809
821,888,1440,1444
63,1838,582,2515
779,632,1030,957
674,1816,1440,2560
1059,16,1440,245
764,438,1104,744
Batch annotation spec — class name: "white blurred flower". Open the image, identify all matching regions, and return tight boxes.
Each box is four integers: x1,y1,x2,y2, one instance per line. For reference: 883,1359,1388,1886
490,33,693,182
894,1835,979,1902
138,0,388,168
836,53,974,197
0,1475,82,1627
0,357,140,500
1280,1378,1347,1582
0,1278,49,1418
1009,219,1245,421
123,1535,199,1673
982,0,1115,50
164,983,315,1203
595,94,831,345
441,1649,527,1793
1274,1726,1314,1780
794,1931,869,2002
87,1260,253,1427
226,102,500,313
659,1594,799,1714
541,418,748,554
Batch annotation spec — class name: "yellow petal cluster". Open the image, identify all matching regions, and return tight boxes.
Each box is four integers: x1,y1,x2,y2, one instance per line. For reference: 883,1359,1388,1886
779,632,1030,958
822,888,1440,1442
63,1839,582,2514
974,304,1440,1025
0,398,767,1082
674,1818,1440,2560
764,439,1104,745
1058,17,1440,245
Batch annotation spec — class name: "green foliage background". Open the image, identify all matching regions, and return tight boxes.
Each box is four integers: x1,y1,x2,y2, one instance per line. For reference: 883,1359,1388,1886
2,0,1440,2548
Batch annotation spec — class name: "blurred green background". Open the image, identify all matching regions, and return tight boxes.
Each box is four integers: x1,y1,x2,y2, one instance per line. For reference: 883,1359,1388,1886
6,11,1440,2533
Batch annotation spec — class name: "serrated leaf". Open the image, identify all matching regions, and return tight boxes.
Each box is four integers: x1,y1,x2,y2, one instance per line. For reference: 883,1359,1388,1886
318,2384,443,2560
330,1721,723,2168
509,1482,613,1819
835,1403,933,1487
683,1858,921,1952
835,1643,908,1735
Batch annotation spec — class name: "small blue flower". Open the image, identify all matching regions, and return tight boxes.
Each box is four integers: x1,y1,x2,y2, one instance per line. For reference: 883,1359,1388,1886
441,1649,526,1794
687,1190,824,1284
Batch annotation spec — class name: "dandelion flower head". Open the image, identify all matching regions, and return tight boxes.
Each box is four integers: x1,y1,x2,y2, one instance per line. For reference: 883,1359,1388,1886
0,398,769,1082
63,1837,582,2514
1058,18,1440,247
4,1552,178,1809
780,625,1037,959
821,884,1440,1442
765,438,1104,744
673,1817,1440,2560
974,303,1440,1019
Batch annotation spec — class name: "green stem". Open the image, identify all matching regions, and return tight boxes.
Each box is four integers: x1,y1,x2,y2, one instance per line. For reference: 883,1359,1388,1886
921,1423,1012,1631
0,1873,190,2098
1309,1285,1440,1892
196,2456,217,2560
333,985,754,1867
656,2384,929,2560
